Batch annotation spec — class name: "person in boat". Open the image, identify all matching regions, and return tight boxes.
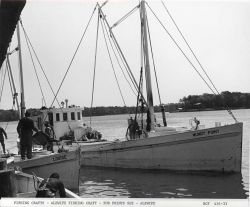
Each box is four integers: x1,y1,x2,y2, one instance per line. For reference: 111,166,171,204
193,117,200,130
0,126,7,154
126,117,139,140
17,111,38,160
36,172,66,198
44,121,54,152
146,110,151,132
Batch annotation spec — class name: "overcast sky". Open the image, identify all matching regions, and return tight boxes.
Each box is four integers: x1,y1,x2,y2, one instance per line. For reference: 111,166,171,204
1,0,250,109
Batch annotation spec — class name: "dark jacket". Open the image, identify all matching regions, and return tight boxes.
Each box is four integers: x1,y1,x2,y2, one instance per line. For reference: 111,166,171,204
0,127,7,141
17,117,38,142
37,177,66,198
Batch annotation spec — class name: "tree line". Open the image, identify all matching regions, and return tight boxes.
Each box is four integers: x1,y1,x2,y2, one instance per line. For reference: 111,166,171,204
0,91,249,121
179,91,250,111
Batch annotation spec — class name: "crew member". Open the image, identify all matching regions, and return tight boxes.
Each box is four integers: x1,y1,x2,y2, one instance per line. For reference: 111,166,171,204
36,172,66,198
44,121,54,139
0,126,7,154
194,117,200,130
17,111,38,160
126,117,139,140
44,121,54,152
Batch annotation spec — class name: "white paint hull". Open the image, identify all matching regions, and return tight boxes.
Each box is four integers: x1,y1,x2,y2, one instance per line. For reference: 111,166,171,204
9,148,80,191
80,123,243,172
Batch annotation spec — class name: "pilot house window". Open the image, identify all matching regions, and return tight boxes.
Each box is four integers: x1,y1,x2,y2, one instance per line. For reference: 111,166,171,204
63,113,68,121
77,112,81,120
71,112,75,120
56,113,60,121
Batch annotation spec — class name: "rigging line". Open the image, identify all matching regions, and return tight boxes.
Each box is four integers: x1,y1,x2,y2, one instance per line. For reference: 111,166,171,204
161,1,237,122
20,20,63,110
145,6,162,105
100,18,127,107
146,3,217,96
101,18,126,107
111,4,140,29
20,22,73,129
22,26,47,107
161,1,219,95
6,61,14,102
99,6,140,95
102,16,137,97
38,5,97,118
90,7,101,126
99,4,148,106
0,63,5,95
0,65,7,103
110,33,139,96
19,20,72,129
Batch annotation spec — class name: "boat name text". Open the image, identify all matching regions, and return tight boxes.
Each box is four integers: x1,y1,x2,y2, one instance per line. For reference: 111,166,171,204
193,129,219,137
52,154,67,162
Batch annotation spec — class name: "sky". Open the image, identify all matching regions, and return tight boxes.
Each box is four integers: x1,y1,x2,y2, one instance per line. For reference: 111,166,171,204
1,0,250,110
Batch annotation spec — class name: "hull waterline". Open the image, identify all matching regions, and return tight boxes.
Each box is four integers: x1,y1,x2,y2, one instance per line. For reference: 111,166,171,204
79,123,243,172
8,148,80,191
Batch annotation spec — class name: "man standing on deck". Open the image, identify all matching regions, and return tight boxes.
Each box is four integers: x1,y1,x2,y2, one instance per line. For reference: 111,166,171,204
17,111,38,160
0,126,7,154
44,121,54,152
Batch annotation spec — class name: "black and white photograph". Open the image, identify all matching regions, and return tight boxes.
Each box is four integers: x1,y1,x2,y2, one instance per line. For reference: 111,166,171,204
0,0,249,206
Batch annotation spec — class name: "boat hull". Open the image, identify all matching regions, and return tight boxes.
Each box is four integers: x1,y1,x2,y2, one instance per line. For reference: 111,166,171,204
0,169,80,198
9,149,80,191
80,123,243,172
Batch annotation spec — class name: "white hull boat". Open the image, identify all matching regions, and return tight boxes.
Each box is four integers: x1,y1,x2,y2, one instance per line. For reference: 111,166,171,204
0,169,80,198
12,1,243,174
8,146,80,191
79,122,242,172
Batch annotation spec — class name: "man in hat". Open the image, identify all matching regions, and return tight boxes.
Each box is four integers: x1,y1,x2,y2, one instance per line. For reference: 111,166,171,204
17,111,38,160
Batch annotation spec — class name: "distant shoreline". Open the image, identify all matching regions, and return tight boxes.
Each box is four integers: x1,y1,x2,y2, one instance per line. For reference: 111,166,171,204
0,106,249,122
1,91,249,121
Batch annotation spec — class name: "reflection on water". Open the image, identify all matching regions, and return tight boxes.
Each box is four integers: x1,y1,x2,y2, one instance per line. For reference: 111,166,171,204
79,166,248,198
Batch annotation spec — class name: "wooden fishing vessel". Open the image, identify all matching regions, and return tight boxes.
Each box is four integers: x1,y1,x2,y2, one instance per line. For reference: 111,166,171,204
75,0,243,172
0,169,80,198
29,0,243,173
8,145,81,191
1,6,81,191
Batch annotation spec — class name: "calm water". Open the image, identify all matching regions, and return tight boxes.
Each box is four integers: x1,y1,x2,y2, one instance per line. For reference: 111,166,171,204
2,109,249,198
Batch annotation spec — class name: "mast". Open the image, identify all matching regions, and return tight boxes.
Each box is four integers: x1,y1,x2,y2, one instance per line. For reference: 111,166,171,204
98,3,147,105
140,0,155,131
17,21,26,118
6,55,20,117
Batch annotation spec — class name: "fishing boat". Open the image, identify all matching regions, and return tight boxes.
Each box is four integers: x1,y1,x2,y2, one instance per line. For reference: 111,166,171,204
0,3,81,190
74,0,242,173
7,145,80,191
0,159,80,198
28,0,243,173
2,1,243,174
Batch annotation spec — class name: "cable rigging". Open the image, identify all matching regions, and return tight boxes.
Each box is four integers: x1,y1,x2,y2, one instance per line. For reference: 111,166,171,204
100,15,127,108
22,24,47,107
19,19,73,131
102,14,137,97
46,4,97,120
160,1,237,122
90,7,101,126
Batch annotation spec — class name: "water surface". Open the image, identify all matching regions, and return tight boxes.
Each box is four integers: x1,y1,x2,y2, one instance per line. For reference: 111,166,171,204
2,109,249,198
